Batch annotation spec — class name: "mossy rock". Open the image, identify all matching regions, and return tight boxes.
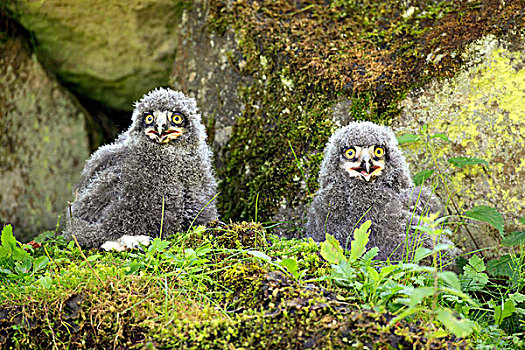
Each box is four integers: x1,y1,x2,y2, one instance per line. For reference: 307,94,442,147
4,0,189,111
393,34,525,253
171,0,524,232
0,29,90,241
187,220,269,250
136,271,470,348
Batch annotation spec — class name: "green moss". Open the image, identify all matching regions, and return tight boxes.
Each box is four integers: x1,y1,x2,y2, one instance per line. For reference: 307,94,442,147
0,225,495,349
209,0,524,222
146,271,469,349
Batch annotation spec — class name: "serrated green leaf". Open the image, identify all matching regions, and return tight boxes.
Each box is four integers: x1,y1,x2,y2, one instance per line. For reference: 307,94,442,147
509,292,525,304
413,170,434,186
461,255,489,291
494,299,515,325
397,133,420,144
448,156,489,168
150,238,170,252
12,247,31,262
436,308,476,337
460,270,488,292
361,247,379,262
502,231,525,246
464,206,504,235
467,255,486,273
486,255,520,280
515,307,525,315
350,221,371,263
33,256,49,273
1,224,16,249
34,231,55,244
321,233,347,265
520,216,525,225
0,245,12,259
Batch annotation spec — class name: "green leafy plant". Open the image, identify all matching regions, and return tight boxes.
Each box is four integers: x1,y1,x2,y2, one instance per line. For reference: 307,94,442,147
320,218,478,338
460,255,489,292
464,205,505,236
0,224,48,279
247,250,310,283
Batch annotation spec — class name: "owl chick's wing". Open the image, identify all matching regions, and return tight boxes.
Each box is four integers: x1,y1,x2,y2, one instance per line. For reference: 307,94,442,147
401,185,442,218
74,141,127,193
71,142,129,224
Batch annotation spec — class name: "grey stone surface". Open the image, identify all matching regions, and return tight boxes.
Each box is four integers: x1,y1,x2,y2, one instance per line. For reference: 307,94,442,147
0,34,90,241
6,0,186,111
171,1,251,166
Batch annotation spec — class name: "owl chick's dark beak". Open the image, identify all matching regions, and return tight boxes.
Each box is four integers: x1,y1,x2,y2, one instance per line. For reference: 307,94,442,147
146,126,183,144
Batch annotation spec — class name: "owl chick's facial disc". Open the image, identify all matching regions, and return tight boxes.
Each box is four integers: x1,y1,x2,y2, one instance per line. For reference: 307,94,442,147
129,88,202,145
342,145,386,182
143,110,187,144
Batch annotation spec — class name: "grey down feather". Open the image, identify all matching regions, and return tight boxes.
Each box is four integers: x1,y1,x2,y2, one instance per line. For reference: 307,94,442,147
306,121,455,261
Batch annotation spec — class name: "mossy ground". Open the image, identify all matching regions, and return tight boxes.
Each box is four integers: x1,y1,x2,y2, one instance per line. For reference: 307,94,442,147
2,222,497,349
211,0,524,224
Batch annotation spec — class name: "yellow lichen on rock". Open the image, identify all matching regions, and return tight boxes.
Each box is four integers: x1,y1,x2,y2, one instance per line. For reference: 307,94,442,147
394,35,525,250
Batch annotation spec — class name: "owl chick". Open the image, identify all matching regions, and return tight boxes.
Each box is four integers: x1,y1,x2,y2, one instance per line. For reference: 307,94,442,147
306,121,452,261
64,88,218,250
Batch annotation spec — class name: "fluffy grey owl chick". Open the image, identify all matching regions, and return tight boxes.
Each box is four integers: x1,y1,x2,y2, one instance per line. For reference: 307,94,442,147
306,121,453,261
64,88,218,250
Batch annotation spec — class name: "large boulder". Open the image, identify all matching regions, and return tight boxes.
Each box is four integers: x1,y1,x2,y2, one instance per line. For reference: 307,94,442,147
170,1,524,239
393,35,525,252
0,29,90,241
5,0,187,111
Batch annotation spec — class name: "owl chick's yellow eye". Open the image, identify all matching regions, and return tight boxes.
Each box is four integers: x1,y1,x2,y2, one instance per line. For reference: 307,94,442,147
374,146,385,158
344,148,356,160
145,114,154,125
171,113,183,125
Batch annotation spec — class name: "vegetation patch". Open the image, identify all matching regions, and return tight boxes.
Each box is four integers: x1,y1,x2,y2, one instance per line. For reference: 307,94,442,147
2,217,525,349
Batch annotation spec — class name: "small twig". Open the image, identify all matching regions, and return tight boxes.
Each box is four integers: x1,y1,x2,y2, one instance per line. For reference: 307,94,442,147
159,195,165,239
67,201,74,226
44,307,59,350
71,234,104,286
